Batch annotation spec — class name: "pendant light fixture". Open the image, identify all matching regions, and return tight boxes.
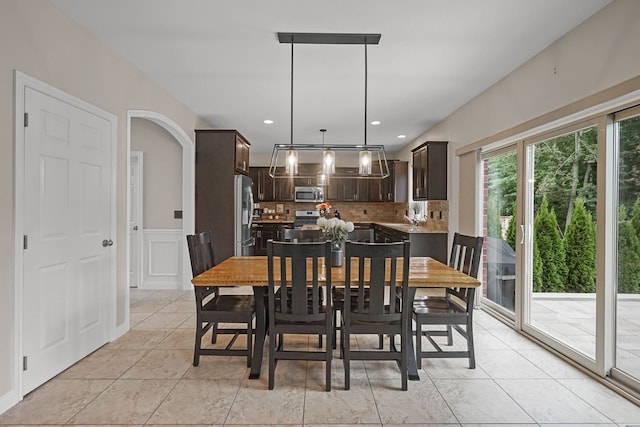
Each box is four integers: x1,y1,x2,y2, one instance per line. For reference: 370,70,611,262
321,128,335,175
359,40,372,175
269,33,389,180
284,40,298,175
316,129,329,186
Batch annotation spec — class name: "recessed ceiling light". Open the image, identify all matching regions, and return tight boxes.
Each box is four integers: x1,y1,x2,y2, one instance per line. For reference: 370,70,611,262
397,135,406,139
370,120,381,125
264,119,274,124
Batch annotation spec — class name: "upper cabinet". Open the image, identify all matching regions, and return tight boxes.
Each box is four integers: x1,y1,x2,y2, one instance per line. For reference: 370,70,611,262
234,132,250,174
412,141,447,200
248,167,275,201
369,160,408,202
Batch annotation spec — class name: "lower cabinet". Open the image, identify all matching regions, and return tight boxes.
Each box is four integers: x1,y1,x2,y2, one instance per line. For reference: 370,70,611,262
253,223,284,256
373,224,447,263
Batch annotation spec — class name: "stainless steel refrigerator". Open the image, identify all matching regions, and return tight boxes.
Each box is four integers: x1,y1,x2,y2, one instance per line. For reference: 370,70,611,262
234,174,255,256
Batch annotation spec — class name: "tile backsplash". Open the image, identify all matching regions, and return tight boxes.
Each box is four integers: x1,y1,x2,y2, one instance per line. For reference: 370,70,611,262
254,201,448,232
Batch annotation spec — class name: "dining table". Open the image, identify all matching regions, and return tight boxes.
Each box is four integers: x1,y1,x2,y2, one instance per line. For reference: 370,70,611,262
191,255,480,381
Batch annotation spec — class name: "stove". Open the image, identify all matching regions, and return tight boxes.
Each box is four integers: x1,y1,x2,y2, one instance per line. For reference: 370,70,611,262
293,210,321,228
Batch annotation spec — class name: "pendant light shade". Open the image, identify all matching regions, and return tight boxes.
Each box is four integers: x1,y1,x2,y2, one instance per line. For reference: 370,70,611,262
320,129,335,175
285,149,298,174
359,149,372,175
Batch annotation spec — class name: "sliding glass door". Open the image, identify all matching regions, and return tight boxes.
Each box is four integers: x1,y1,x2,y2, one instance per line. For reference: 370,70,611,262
523,122,598,361
613,106,640,387
482,148,518,317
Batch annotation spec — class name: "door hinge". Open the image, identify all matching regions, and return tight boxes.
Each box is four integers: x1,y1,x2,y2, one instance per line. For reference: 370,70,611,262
23,356,27,371
23,235,28,250
24,112,29,127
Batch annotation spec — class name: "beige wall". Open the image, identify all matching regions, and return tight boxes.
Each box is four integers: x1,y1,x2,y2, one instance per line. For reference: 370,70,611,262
0,0,207,407
397,0,640,237
131,118,183,229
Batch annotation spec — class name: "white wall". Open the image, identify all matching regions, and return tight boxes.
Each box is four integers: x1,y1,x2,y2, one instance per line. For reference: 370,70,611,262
397,0,640,236
131,118,183,229
0,0,207,409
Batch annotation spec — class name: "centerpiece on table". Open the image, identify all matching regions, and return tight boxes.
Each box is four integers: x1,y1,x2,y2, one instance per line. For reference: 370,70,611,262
316,202,332,218
317,216,354,267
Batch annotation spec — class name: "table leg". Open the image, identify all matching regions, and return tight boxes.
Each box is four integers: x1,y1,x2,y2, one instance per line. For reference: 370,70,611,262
406,287,420,381
249,286,267,379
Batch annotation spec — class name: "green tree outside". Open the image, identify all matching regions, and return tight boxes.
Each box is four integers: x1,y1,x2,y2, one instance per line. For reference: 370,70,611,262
564,197,596,293
533,195,567,292
618,204,640,294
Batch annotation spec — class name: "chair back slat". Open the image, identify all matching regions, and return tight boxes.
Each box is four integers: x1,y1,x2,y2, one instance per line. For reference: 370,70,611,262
448,232,483,279
345,241,410,322
268,240,331,322
186,231,215,276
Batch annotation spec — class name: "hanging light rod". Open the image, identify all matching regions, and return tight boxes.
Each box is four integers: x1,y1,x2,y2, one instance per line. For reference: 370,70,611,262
277,32,381,45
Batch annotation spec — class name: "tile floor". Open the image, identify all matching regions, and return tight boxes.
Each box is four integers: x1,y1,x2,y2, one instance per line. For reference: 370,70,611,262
1,288,639,426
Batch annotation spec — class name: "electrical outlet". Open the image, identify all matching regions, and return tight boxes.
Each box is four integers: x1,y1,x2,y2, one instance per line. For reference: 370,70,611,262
363,209,367,215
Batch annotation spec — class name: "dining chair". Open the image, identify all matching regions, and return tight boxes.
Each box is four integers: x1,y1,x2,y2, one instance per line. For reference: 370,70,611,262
413,232,483,369
267,239,333,391
340,240,411,390
332,227,380,350
186,231,255,367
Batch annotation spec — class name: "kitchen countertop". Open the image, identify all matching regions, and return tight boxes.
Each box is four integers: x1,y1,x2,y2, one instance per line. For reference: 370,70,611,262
374,222,446,234
253,219,294,224
253,219,444,234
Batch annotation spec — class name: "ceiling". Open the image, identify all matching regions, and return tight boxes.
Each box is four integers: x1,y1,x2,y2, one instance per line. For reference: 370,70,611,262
51,0,610,155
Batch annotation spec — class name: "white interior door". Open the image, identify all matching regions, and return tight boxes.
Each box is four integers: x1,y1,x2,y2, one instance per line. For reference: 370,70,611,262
22,87,112,393
129,151,143,288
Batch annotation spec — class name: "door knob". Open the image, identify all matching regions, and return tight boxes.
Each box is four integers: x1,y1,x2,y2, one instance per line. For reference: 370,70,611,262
102,239,113,247
133,226,138,230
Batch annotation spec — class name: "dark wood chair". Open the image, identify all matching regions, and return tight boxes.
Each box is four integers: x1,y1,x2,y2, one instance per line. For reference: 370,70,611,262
340,240,411,390
186,231,255,367
281,228,324,242
332,227,378,349
267,240,333,391
413,232,483,369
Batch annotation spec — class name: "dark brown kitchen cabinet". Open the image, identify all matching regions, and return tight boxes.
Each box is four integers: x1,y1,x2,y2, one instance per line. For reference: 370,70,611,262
249,167,275,201
235,133,250,174
252,223,284,255
326,168,369,201
372,224,447,263
275,176,295,201
369,161,408,202
195,129,251,264
412,141,447,200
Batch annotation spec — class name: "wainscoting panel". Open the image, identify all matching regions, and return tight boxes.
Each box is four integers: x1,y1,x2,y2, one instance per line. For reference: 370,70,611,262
142,229,183,289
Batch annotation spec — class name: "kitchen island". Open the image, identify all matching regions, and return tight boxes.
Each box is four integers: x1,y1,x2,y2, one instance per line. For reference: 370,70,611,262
252,219,447,262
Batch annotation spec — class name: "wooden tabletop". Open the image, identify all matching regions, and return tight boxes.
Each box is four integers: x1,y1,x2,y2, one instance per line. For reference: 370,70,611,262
191,256,480,288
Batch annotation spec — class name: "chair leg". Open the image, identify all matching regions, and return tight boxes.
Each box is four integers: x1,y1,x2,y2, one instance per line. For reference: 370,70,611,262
400,329,407,391
246,319,253,368
379,334,384,349
343,320,350,390
326,326,332,392
193,325,202,367
268,331,276,390
446,325,453,346
211,323,218,344
415,316,422,369
467,321,476,369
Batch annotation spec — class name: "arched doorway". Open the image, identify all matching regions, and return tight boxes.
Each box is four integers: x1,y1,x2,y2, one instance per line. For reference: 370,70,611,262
126,110,194,298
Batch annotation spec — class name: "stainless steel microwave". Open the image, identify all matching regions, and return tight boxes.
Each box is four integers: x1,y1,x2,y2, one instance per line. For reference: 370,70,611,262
294,186,324,203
